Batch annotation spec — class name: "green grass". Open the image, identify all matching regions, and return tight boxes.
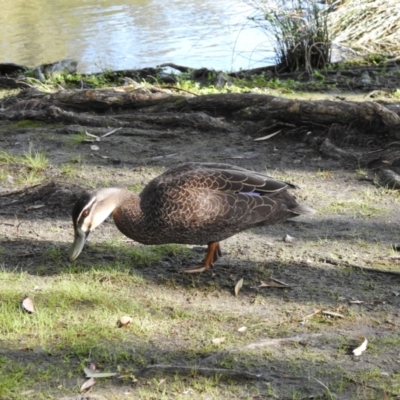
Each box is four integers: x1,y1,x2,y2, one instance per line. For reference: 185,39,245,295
128,183,145,194
0,148,49,185
11,120,44,129
67,131,87,146
0,267,256,398
320,188,389,217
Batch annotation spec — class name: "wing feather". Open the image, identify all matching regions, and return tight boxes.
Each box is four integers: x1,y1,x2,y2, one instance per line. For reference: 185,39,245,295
151,162,295,195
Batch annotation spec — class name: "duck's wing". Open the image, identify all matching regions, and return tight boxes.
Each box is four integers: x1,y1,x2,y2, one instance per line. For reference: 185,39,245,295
156,162,296,194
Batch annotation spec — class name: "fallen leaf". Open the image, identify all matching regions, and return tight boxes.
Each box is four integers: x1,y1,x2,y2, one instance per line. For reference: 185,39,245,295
117,316,133,327
353,337,368,356
91,145,100,151
238,326,247,333
84,367,118,378
234,278,244,296
212,337,226,345
283,234,295,243
22,297,35,313
254,130,281,141
25,204,45,210
80,377,96,392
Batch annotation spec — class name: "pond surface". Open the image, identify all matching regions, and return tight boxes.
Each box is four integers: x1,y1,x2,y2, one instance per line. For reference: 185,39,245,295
0,0,275,73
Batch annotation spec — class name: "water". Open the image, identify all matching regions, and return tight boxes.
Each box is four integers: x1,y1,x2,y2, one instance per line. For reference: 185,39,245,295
0,0,275,73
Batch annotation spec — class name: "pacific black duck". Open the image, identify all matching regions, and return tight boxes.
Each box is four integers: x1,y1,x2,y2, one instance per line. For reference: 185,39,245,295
69,162,314,272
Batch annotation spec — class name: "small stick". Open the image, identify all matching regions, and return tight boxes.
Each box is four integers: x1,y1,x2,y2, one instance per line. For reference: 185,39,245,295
101,127,122,138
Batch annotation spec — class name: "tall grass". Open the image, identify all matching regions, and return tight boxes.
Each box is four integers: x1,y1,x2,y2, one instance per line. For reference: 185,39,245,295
245,0,331,73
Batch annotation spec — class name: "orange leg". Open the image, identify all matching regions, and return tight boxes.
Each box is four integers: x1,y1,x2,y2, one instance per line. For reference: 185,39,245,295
180,242,222,274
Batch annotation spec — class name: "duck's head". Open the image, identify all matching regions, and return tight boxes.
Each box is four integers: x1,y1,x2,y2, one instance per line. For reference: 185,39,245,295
68,188,122,261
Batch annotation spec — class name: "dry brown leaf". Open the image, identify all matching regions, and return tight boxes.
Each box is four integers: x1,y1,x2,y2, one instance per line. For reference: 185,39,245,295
22,297,35,313
80,377,96,392
212,337,226,345
117,316,133,327
234,278,244,296
84,367,118,378
353,337,368,356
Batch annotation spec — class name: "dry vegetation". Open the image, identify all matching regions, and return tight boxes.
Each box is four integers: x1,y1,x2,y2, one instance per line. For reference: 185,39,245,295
328,0,400,55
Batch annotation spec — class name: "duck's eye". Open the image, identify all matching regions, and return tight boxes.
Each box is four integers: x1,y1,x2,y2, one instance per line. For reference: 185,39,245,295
81,209,89,218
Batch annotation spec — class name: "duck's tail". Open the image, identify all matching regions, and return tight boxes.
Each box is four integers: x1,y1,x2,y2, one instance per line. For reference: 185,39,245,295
292,203,316,216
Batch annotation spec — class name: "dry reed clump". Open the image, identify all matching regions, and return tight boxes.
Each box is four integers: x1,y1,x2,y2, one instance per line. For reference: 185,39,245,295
245,0,331,73
328,0,400,54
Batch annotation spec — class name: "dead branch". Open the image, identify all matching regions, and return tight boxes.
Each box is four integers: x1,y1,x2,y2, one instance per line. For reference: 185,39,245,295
319,138,360,161
375,169,400,189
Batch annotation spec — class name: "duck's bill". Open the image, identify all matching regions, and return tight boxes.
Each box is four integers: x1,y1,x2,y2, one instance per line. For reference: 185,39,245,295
68,229,89,261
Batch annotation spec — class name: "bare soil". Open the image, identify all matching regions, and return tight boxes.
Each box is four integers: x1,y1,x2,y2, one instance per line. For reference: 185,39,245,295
0,83,400,399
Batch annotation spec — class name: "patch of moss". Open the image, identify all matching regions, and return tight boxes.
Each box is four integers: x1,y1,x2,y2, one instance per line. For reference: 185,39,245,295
11,120,44,129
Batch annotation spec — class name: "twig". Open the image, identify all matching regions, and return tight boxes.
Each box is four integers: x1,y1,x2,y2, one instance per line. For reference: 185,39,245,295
311,377,335,400
138,364,265,380
101,127,122,138
160,85,199,96
27,223,46,240
0,184,42,198
301,309,322,324
200,333,323,365
240,334,323,350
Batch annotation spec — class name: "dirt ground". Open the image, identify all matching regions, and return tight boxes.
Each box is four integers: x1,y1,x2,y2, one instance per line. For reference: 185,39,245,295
0,90,400,399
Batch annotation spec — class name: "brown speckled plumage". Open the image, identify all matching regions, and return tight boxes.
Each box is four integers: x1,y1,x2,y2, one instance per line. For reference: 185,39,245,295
69,162,314,272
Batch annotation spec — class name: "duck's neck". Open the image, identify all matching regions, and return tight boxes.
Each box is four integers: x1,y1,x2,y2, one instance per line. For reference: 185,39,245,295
110,188,144,239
